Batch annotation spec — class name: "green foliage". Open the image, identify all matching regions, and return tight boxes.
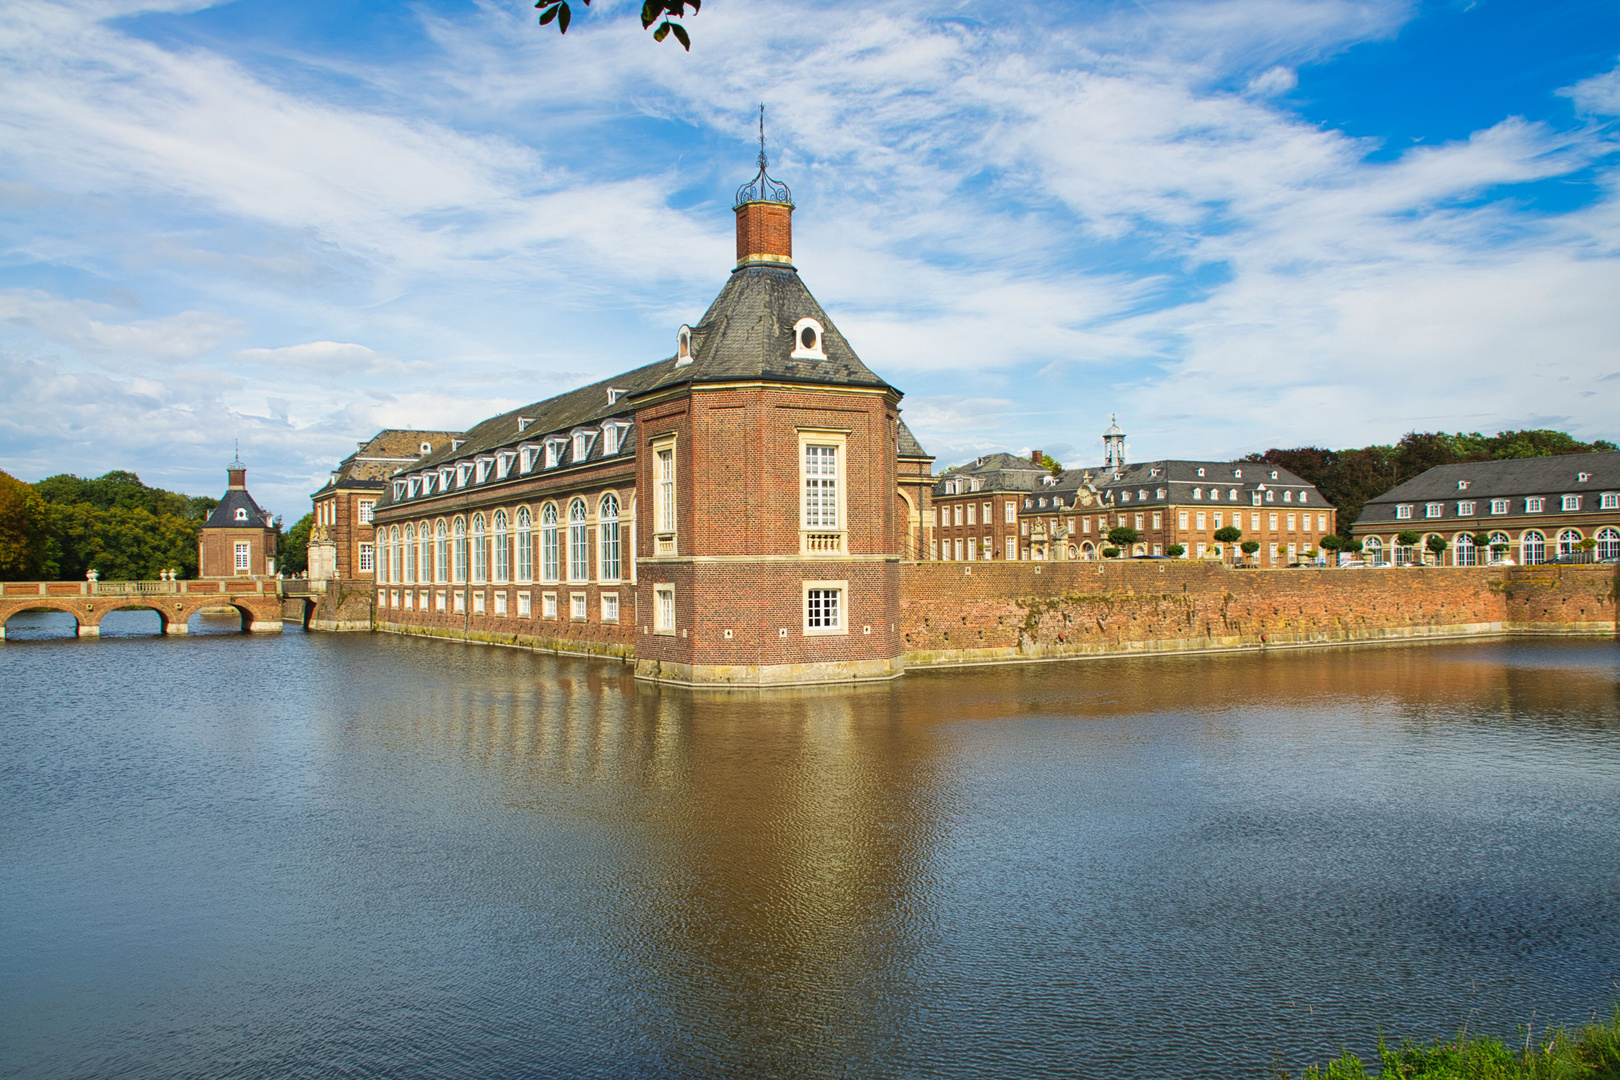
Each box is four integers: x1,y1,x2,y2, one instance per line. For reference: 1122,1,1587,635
280,512,313,575
1101,546,1121,558
1166,543,1186,558
1280,1004,1620,1080
1244,429,1615,538
31,470,211,580
1214,525,1243,544
1241,540,1261,555
0,470,55,580
536,0,698,48
1107,525,1140,549
1426,534,1449,557
1472,532,1493,549
1396,530,1423,548
1035,452,1065,477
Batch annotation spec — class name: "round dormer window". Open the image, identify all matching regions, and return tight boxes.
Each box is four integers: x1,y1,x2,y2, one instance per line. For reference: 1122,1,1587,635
420,441,432,454
791,317,826,360
235,507,248,521
676,324,693,366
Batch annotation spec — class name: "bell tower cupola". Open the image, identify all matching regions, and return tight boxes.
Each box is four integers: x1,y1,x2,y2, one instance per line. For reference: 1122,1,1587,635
733,105,794,268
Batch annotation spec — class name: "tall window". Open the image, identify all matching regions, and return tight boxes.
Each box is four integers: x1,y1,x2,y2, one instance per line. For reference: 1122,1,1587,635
803,444,839,529
1597,528,1620,561
599,494,621,582
654,585,675,633
516,507,533,582
493,510,509,583
541,503,559,582
568,498,589,582
1558,529,1582,557
403,525,415,583
234,541,250,572
1521,530,1546,564
1455,533,1476,566
435,520,447,583
655,445,676,534
471,514,487,584
358,543,373,573
452,517,467,583
389,526,401,583
358,500,374,524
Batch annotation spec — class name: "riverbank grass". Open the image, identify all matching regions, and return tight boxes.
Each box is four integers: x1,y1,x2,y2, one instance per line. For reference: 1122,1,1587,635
1280,1005,1620,1079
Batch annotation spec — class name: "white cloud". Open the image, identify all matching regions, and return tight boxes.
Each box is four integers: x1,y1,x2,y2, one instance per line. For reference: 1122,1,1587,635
1561,58,1620,117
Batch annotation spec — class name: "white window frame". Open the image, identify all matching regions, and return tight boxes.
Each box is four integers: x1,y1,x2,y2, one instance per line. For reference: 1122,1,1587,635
567,498,590,583
570,592,587,621
601,592,619,623
517,590,531,617
1425,503,1443,518
1491,499,1509,515
1602,493,1619,510
1458,501,1475,516
542,591,558,619
799,429,847,555
358,542,374,573
802,580,847,636
358,500,375,524
1525,497,1544,513
653,436,677,554
1395,504,1412,519
1561,494,1580,511
234,541,251,572
653,584,675,635
599,493,621,582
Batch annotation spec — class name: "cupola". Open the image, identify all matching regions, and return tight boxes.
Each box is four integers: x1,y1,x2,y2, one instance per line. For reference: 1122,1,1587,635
733,106,793,268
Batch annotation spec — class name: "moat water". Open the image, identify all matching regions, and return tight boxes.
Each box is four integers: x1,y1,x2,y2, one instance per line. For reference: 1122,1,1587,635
2,611,1618,1079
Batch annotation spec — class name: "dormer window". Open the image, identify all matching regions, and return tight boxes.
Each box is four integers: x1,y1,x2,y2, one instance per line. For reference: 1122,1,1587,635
544,437,567,469
1457,480,1470,490
1196,467,1205,477
1228,489,1237,500
571,428,598,463
1156,488,1166,499
601,421,631,456
1209,488,1219,501
1193,488,1203,500
1299,492,1309,504
475,458,493,484
1283,490,1292,502
1270,470,1279,480
455,462,473,488
1121,491,1131,502
496,451,516,478
790,317,826,360
419,441,432,455
1233,469,1242,479
408,477,421,498
517,416,534,435
393,480,406,501
451,438,465,452
1578,472,1591,483
675,324,693,367
235,507,249,522
607,387,627,405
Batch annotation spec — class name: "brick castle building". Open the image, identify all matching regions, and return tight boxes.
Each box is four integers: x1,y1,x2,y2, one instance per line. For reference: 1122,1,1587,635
1352,451,1620,565
198,457,277,578
309,429,460,582
368,152,932,686
933,418,1335,564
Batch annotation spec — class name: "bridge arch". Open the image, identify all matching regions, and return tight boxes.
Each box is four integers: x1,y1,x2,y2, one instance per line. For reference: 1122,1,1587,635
186,603,256,634
2,605,83,639
95,604,172,636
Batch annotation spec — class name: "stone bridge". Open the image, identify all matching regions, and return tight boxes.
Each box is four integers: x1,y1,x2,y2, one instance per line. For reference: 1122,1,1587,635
0,579,285,638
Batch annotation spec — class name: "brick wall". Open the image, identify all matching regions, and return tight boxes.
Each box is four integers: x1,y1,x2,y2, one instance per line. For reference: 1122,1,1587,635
898,561,1616,668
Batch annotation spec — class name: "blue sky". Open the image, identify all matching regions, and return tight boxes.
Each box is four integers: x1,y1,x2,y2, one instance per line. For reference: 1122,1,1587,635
2,0,1618,519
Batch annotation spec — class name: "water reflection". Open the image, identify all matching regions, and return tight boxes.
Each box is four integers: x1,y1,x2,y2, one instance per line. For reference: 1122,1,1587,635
1,632,1616,1079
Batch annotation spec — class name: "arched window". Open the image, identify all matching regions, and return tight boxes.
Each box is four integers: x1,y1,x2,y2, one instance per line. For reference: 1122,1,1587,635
388,526,401,583
568,498,589,583
435,520,448,583
471,513,487,584
516,507,533,583
493,510,509,583
453,516,468,583
1454,532,1475,566
403,524,415,583
1363,536,1383,566
541,503,559,583
418,522,430,585
1557,528,1583,558
1521,530,1546,565
599,493,620,582
1597,527,1620,561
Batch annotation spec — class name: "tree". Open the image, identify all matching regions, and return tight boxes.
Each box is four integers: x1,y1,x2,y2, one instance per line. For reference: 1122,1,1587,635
33,470,210,580
1425,534,1449,565
1240,540,1260,562
0,470,53,580
1034,452,1065,478
1213,525,1241,563
1319,534,1342,563
1101,546,1120,558
537,0,699,49
1106,525,1139,553
1166,543,1185,558
279,512,313,576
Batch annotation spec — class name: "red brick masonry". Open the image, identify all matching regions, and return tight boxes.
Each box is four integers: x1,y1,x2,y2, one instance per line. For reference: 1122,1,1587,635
898,561,1616,668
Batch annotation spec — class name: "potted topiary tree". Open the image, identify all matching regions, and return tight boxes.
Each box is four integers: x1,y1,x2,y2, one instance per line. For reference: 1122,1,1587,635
1425,534,1449,566
1319,534,1342,565
1106,525,1140,556
1395,530,1422,566
1166,543,1185,559
1471,532,1492,567
1213,525,1242,565
1240,540,1260,566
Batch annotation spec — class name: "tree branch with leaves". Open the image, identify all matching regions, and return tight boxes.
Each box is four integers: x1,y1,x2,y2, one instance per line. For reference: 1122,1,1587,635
536,0,701,49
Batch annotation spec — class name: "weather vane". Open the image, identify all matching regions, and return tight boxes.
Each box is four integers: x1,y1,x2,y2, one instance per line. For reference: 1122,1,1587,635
735,103,792,208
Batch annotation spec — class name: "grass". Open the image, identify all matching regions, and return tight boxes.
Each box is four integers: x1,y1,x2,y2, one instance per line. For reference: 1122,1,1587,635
1274,1005,1620,1079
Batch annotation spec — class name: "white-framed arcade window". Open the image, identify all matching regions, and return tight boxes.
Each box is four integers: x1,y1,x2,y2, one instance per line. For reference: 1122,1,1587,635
653,584,675,635
803,580,847,636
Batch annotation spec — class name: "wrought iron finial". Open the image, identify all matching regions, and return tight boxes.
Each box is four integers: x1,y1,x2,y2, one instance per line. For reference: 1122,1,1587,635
734,104,792,208
231,439,244,468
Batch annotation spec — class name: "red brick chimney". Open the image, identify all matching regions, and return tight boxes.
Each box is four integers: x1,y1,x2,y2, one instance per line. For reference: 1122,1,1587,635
1030,449,1043,464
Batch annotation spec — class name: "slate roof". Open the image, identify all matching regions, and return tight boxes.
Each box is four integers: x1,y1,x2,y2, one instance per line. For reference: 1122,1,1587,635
203,488,271,529
1357,451,1620,524
379,264,905,512
934,455,1326,509
897,419,931,460
314,429,462,496
932,453,1053,496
